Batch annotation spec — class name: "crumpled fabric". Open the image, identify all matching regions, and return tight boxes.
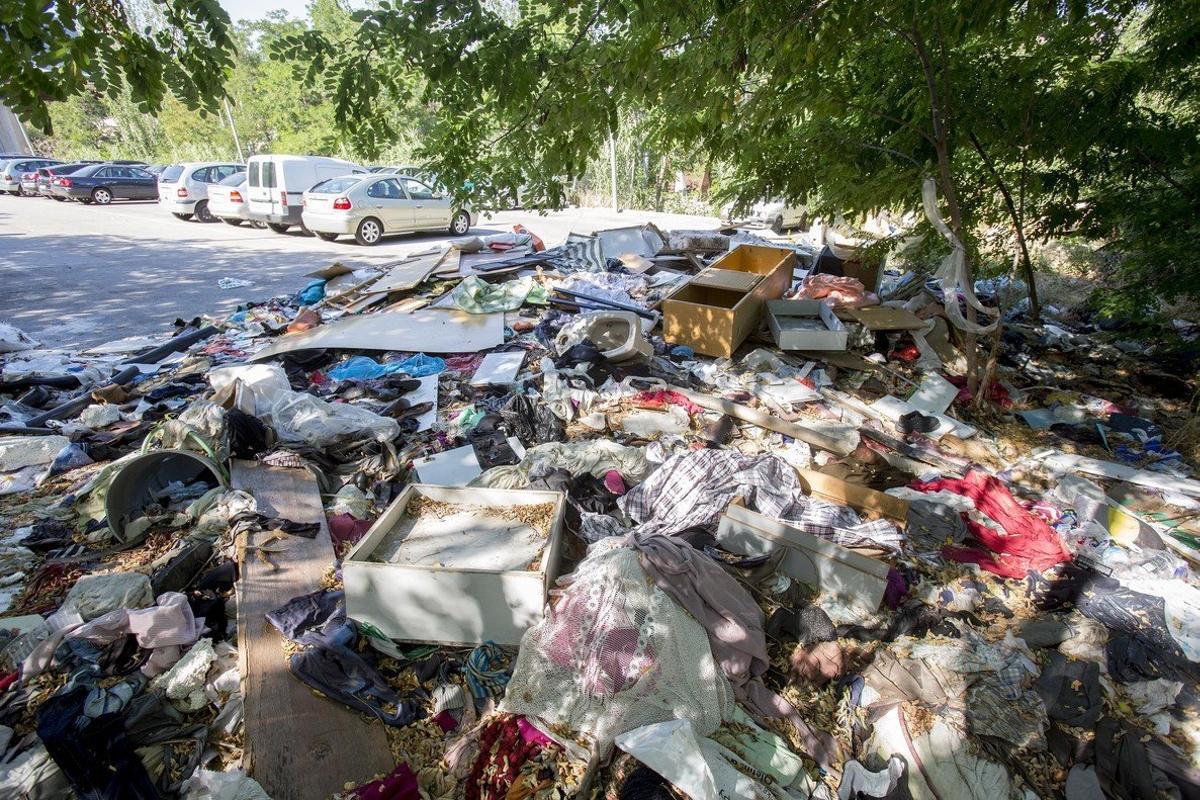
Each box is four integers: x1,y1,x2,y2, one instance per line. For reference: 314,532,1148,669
349,762,419,800
838,756,906,800
65,572,154,621
629,532,838,766
1036,652,1101,727
912,470,1072,579
477,440,654,489
181,768,271,800
452,276,545,313
620,449,903,552
790,273,877,309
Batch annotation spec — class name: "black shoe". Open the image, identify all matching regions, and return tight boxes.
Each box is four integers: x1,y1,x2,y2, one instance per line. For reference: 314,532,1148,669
900,410,938,434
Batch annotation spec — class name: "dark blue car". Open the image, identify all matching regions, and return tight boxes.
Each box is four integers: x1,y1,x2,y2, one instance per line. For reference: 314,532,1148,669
51,163,157,204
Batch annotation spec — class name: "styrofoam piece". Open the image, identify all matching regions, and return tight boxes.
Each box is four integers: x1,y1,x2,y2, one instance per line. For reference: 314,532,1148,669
871,395,976,440
412,445,481,486
907,373,958,416
343,483,566,645
470,351,526,386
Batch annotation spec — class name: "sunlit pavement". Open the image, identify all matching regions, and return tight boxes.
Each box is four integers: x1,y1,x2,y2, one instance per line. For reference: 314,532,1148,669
0,195,718,349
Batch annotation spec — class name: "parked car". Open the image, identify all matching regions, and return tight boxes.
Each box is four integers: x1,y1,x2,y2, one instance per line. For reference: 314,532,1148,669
721,198,808,233
371,164,423,176
207,172,262,227
246,155,368,233
1,157,60,195
301,173,475,245
51,163,158,204
158,162,245,222
36,163,98,199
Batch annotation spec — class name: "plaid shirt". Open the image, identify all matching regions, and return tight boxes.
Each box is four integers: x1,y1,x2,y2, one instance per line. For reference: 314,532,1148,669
619,450,904,553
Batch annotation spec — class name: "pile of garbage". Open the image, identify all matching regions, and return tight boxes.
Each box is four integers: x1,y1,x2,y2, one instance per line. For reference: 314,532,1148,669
1,219,1198,800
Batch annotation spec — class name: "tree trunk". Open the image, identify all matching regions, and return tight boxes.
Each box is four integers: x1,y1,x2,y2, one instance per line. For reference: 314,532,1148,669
654,154,666,212
968,131,1040,319
699,161,712,199
909,22,979,392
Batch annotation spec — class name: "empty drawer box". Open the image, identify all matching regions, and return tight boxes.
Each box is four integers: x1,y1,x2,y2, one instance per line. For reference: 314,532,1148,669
766,299,848,350
343,483,566,646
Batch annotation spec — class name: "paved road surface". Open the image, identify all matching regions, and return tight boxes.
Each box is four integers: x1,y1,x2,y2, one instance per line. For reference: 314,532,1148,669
0,194,717,350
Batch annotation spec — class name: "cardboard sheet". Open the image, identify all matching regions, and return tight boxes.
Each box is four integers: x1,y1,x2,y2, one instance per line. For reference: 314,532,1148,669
470,351,525,386
907,373,958,416
412,445,482,486
251,308,505,360
846,306,927,331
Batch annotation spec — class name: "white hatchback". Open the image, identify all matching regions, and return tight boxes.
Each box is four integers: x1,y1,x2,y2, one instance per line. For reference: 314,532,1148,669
159,162,245,222
301,174,475,246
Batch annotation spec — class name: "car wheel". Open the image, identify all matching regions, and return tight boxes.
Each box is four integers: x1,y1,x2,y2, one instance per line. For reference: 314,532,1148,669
194,200,215,223
315,231,340,242
92,188,113,205
449,210,471,236
770,215,784,234
251,220,268,229
52,196,65,202
222,218,243,227
355,217,383,246
172,212,193,221
266,223,290,234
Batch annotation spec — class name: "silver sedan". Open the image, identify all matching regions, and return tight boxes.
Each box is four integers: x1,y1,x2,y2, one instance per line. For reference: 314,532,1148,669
301,173,475,245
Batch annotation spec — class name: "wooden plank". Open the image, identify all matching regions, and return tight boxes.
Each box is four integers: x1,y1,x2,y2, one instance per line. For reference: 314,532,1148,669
232,461,394,800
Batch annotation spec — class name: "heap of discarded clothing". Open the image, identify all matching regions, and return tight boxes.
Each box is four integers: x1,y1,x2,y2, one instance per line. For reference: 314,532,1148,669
1,220,1199,800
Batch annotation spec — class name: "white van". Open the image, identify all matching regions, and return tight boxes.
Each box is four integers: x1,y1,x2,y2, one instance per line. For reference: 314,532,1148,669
246,155,367,233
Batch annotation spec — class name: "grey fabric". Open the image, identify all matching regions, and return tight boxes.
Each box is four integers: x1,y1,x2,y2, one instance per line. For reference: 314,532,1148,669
1036,652,1102,727
65,572,153,621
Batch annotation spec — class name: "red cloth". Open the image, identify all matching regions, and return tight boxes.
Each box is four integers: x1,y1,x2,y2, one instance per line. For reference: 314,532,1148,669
466,715,545,800
633,389,702,415
603,470,626,496
328,513,373,556
512,224,545,252
351,762,419,800
0,671,17,693
946,375,1012,408
912,470,1071,579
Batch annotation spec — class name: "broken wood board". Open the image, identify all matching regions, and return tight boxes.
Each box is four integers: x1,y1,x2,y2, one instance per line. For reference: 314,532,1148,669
692,267,761,293
370,252,445,293
844,306,927,331
668,384,857,456
717,500,890,617
251,308,504,360
794,468,909,525
231,461,392,800
1038,450,1200,498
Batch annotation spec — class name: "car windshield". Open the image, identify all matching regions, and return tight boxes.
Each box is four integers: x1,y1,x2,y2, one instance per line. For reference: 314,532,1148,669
219,172,246,187
309,176,363,194
160,165,185,182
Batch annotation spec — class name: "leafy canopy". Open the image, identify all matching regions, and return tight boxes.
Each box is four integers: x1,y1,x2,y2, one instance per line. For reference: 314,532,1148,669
1,0,236,134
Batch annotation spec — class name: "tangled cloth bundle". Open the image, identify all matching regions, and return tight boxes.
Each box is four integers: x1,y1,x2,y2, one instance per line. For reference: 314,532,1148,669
913,470,1072,579
499,539,735,757
791,273,878,309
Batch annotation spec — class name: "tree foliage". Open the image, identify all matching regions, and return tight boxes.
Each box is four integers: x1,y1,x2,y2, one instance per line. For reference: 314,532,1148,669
1,0,236,134
275,0,1199,314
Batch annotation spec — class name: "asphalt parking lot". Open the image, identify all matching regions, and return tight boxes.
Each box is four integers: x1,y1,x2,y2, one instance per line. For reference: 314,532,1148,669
0,195,718,350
